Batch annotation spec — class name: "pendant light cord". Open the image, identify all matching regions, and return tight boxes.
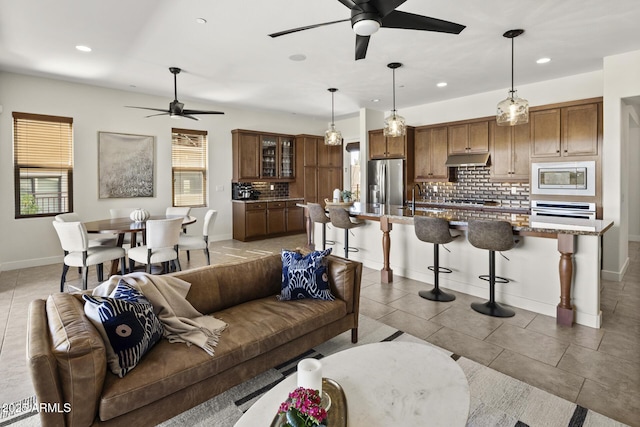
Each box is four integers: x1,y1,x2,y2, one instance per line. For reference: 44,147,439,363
392,68,397,113
331,91,335,126
511,36,515,97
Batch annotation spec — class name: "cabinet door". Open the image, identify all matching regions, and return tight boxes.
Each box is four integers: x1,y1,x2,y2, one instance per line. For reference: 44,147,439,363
468,121,489,153
245,209,267,238
530,109,561,157
386,135,405,158
318,167,342,206
267,205,286,235
415,127,448,180
286,204,305,232
236,132,260,180
430,127,449,179
303,136,318,166
414,128,431,180
369,130,387,159
279,137,295,178
303,166,317,203
563,103,599,156
511,123,531,180
318,142,342,167
260,135,278,178
448,124,469,154
490,122,512,179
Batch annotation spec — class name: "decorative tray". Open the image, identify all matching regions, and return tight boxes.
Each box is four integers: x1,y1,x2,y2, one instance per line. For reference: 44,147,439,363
324,198,355,208
271,378,347,427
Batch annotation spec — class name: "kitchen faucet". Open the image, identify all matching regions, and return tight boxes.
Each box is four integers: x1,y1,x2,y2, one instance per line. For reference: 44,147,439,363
411,183,422,214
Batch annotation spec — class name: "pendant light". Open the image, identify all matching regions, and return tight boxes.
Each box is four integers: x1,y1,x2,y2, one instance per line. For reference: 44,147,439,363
496,29,529,126
383,62,406,137
324,88,342,145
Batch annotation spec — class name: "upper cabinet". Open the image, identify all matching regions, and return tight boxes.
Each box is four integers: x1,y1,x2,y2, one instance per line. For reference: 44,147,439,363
296,134,343,205
368,127,414,159
448,121,489,154
530,101,601,158
489,121,530,181
414,126,449,181
232,130,296,181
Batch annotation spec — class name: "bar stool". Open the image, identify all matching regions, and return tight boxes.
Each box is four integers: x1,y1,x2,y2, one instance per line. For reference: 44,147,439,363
307,203,335,250
328,207,365,259
413,216,458,302
467,219,516,318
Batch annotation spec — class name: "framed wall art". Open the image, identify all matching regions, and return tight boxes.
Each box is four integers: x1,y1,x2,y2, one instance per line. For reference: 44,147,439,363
98,131,155,198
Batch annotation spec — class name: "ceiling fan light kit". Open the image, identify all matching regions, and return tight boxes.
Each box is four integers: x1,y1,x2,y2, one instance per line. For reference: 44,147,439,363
325,88,343,146
383,62,406,138
496,29,529,126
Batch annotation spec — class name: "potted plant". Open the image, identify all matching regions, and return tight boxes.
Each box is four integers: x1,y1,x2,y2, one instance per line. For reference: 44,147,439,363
340,190,353,203
278,387,328,427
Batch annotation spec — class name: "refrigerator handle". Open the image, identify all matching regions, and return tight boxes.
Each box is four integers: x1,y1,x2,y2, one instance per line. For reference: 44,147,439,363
381,162,387,204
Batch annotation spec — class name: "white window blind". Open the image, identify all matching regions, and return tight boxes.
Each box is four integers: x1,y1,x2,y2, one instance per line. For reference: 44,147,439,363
171,128,207,207
13,112,73,218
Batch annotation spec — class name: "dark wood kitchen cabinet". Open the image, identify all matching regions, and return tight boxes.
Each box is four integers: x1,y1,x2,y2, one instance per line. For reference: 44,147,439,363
232,130,260,181
414,126,449,181
286,200,305,232
232,129,295,181
448,121,489,155
297,134,343,206
490,121,530,181
368,128,414,159
232,201,267,240
266,201,286,234
233,199,305,241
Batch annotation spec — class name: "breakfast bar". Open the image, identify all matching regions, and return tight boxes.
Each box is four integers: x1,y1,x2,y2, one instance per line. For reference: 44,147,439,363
303,202,613,329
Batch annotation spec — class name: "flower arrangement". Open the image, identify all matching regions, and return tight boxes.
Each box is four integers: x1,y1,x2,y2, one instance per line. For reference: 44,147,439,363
340,190,353,202
278,387,328,427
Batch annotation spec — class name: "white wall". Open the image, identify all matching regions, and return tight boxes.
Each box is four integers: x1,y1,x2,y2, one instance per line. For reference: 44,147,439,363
628,104,640,241
0,72,326,271
602,49,640,280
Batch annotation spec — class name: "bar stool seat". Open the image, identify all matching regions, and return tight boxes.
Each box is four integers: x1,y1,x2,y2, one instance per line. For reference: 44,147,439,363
328,207,365,259
467,219,516,318
307,203,335,250
413,216,458,302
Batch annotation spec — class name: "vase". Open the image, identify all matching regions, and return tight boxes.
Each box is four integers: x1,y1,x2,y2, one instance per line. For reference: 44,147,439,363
130,208,150,222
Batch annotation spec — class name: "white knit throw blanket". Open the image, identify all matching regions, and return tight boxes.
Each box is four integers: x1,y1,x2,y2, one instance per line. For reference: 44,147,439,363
92,272,228,356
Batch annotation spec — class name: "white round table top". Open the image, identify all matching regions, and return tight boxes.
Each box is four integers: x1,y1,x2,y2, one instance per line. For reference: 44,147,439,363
235,341,470,426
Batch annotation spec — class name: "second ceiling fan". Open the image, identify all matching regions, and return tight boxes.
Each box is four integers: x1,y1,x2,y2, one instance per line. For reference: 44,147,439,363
269,0,466,60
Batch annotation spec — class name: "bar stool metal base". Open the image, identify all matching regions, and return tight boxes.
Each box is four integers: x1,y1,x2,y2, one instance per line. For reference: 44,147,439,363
471,301,515,318
419,244,456,302
419,288,456,302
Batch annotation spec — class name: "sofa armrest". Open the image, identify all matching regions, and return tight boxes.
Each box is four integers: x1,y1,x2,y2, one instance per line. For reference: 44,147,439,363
325,255,363,315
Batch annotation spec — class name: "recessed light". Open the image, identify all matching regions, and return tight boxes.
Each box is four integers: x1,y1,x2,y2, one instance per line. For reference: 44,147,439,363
436,82,447,88
75,45,92,52
196,18,207,24
536,57,551,64
371,99,380,103
289,54,306,61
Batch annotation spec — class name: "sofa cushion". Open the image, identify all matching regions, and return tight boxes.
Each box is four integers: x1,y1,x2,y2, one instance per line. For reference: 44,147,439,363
97,296,346,421
46,293,106,427
279,249,334,301
83,281,164,377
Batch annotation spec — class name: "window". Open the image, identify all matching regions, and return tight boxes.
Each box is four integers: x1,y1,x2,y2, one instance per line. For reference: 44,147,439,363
171,128,207,207
13,112,73,218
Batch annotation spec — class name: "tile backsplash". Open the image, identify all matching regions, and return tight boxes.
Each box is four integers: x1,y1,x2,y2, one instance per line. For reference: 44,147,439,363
251,182,289,199
419,166,530,208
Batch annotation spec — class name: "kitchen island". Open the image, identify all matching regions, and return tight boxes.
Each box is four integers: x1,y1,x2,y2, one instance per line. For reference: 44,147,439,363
303,202,613,328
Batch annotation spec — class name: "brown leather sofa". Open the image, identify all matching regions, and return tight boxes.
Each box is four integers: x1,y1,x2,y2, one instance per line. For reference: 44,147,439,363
27,252,362,426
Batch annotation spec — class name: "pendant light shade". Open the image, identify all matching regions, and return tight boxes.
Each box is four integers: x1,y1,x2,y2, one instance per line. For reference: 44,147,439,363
324,88,342,145
496,29,529,126
383,62,406,137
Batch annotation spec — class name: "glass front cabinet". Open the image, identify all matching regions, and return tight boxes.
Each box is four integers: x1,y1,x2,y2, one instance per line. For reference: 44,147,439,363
260,134,295,180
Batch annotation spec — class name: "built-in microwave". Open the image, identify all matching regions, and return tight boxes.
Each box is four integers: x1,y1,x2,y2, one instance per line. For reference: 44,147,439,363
531,161,596,196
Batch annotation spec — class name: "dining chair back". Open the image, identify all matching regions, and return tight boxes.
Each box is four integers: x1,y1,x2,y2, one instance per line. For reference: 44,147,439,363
166,207,192,233
109,208,136,219
178,209,217,264
52,221,126,291
128,217,183,273
55,213,117,246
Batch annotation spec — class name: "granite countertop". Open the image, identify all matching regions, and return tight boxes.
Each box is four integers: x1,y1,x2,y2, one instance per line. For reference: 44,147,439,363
345,202,613,236
232,197,304,203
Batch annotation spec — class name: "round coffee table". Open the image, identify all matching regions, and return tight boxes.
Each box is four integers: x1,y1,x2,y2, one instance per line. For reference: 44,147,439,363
235,341,470,426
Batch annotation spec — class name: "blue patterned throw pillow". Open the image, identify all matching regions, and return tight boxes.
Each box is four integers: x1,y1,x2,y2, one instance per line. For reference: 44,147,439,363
279,249,335,301
83,280,163,377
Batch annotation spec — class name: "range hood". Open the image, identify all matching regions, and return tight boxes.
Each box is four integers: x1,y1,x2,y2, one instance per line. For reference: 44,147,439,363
444,152,490,167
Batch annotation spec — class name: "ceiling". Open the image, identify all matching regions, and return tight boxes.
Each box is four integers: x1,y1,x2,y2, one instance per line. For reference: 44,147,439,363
1,0,640,121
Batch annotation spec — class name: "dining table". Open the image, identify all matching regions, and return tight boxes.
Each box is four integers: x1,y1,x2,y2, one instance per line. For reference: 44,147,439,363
84,215,197,275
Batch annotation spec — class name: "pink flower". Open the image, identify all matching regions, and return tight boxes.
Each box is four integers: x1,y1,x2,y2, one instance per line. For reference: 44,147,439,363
278,387,327,426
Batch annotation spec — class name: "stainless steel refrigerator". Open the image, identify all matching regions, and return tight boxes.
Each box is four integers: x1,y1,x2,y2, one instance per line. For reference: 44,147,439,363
367,159,405,205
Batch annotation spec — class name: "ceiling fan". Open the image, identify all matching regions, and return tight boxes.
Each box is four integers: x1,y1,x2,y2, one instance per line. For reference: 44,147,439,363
268,0,466,60
126,67,224,120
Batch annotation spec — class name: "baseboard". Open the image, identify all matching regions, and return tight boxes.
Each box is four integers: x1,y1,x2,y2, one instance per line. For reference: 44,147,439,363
601,256,629,282
629,234,640,242
0,256,61,272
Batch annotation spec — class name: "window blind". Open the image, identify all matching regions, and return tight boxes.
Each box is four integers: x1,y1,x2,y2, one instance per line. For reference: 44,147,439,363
171,128,207,207
13,112,73,218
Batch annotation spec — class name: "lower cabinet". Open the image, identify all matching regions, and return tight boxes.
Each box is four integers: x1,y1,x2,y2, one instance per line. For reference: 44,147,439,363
233,200,305,241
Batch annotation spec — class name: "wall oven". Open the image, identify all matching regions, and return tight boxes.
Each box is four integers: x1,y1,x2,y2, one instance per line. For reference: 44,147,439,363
530,200,596,220
531,161,596,196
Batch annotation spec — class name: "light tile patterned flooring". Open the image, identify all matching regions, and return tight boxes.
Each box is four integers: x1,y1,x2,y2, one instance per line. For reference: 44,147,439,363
0,235,638,426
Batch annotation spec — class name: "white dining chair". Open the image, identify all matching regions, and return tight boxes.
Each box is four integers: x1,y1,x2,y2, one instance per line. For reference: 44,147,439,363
55,213,117,247
179,209,217,264
52,221,127,292
109,208,136,246
166,207,192,234
127,217,183,274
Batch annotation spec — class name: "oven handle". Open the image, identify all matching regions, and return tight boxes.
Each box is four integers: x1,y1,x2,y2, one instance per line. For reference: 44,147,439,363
531,209,596,220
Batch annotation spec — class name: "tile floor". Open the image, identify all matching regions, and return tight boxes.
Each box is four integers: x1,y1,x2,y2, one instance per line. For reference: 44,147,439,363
0,235,638,426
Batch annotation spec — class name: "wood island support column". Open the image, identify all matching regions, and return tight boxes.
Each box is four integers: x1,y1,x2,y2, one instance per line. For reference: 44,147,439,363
380,216,393,283
304,207,315,251
557,233,575,326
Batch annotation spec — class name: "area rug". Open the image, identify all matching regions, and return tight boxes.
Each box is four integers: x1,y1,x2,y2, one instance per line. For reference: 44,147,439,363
2,315,627,427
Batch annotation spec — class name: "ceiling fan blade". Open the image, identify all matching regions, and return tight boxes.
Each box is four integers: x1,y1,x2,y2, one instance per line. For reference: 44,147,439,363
269,18,350,37
368,0,406,17
182,109,225,115
355,35,370,60
144,112,170,118
125,106,169,113
382,10,465,34
181,114,200,121
337,0,358,9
